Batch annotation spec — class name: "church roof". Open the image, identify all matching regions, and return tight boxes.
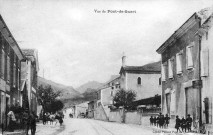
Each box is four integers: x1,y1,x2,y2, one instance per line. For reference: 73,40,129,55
119,61,161,74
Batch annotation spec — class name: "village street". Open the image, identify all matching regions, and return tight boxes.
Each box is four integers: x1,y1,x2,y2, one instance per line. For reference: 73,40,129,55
35,118,167,135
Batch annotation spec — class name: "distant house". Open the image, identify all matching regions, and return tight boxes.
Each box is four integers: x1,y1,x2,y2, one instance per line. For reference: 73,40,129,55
119,54,161,100
73,102,88,118
93,75,121,121
21,49,39,113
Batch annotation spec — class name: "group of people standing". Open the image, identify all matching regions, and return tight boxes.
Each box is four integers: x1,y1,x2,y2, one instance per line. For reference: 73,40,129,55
42,112,64,126
175,114,193,133
150,113,193,133
150,113,170,129
7,108,38,135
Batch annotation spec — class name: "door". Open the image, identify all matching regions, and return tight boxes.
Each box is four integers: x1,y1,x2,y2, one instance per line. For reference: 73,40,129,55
166,93,171,115
185,87,198,121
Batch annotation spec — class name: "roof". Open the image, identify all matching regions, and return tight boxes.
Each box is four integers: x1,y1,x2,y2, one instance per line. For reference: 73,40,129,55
0,15,24,60
22,49,35,56
22,49,39,71
156,6,213,54
119,61,161,74
133,95,161,106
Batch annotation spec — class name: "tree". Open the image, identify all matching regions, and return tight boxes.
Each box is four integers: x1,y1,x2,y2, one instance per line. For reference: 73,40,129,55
37,85,63,113
113,89,136,110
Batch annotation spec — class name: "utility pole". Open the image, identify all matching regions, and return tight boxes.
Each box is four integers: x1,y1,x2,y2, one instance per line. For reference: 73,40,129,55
43,69,45,78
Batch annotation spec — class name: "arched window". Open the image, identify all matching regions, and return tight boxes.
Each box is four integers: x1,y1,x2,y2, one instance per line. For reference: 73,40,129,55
137,77,141,85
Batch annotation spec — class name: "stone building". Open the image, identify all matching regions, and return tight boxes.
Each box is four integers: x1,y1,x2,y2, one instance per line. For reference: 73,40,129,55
119,55,161,100
156,7,213,131
0,15,24,127
21,49,39,113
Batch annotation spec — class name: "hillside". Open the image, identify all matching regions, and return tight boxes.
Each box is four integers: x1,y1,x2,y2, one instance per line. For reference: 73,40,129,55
37,76,83,100
76,81,103,93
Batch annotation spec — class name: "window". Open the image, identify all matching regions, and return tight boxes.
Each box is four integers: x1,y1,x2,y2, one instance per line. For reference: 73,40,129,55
168,59,173,79
137,77,141,85
159,77,161,85
186,44,194,69
7,56,10,82
161,64,166,81
201,49,209,77
176,52,183,74
1,48,5,79
13,63,16,87
18,68,20,90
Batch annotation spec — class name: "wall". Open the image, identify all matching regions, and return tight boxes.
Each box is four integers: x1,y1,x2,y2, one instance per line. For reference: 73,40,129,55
126,73,161,100
109,110,122,123
125,111,142,124
201,20,213,132
94,101,108,121
161,18,201,123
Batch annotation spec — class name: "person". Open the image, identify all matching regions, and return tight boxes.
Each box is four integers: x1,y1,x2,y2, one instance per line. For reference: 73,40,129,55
153,116,157,126
159,114,164,129
150,116,153,126
175,115,181,133
43,113,46,125
59,115,63,126
180,116,186,133
49,113,55,125
156,116,159,128
7,108,16,132
164,114,170,129
30,112,38,135
22,109,30,135
55,113,60,125
186,114,192,132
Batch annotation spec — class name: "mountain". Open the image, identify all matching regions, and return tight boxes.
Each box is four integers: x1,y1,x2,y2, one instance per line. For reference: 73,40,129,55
37,76,83,100
76,81,103,93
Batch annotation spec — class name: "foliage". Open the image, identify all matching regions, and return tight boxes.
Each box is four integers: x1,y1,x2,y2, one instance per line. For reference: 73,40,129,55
113,89,136,110
37,85,63,113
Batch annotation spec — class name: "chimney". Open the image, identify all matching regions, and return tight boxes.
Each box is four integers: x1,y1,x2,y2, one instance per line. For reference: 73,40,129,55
122,52,126,67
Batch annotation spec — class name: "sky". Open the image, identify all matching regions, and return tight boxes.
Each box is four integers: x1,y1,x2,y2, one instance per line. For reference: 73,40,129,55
0,0,212,88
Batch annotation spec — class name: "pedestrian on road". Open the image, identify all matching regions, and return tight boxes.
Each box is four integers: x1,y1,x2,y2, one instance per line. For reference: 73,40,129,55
159,114,164,129
175,115,181,133
30,112,38,135
59,116,63,126
153,116,157,126
156,116,159,128
164,114,170,129
180,116,186,133
186,114,192,132
7,107,16,132
149,116,153,126
43,113,46,125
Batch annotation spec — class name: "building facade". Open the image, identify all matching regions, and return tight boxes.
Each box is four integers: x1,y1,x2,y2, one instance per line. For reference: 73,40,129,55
119,55,161,100
21,49,39,113
0,15,24,126
156,7,213,131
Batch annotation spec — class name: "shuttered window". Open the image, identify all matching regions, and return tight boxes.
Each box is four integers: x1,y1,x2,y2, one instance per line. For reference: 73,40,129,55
6,56,10,82
201,49,209,77
161,64,166,81
13,63,16,87
186,44,194,69
168,59,173,79
1,49,5,79
176,52,183,74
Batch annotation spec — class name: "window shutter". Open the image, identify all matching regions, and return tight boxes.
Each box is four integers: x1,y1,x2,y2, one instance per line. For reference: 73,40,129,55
176,53,182,74
7,56,10,82
168,59,173,78
13,63,16,87
201,49,209,77
1,49,5,79
187,46,193,69
161,64,166,81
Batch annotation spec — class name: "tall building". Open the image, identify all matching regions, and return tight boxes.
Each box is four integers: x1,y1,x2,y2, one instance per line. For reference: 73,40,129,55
0,15,24,127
